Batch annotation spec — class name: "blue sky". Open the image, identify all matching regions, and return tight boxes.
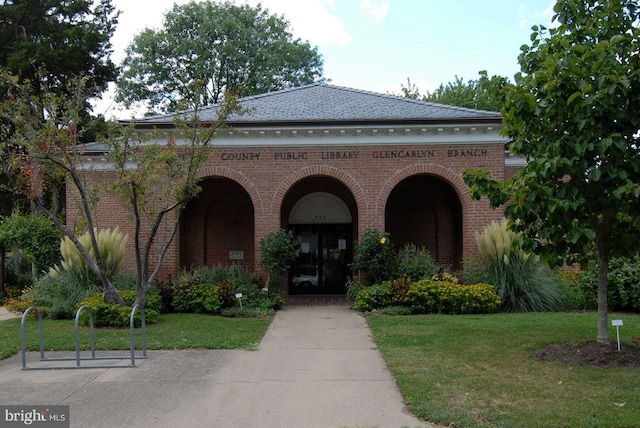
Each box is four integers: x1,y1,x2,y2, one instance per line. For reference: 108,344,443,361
102,0,556,117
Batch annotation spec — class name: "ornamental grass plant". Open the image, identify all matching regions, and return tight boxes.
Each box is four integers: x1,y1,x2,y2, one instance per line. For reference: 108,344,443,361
472,219,564,312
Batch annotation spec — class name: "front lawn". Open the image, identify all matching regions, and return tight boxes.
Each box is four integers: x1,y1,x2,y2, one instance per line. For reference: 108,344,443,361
368,312,640,428
0,313,271,360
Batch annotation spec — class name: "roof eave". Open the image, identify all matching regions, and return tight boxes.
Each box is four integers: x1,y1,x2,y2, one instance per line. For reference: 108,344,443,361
131,116,503,130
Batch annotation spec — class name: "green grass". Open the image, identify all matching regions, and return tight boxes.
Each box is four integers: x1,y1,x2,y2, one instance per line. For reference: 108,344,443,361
0,313,271,360
368,312,640,428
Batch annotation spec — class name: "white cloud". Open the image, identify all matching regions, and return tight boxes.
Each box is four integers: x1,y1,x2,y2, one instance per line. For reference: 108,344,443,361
518,0,555,29
359,0,390,23
244,0,353,46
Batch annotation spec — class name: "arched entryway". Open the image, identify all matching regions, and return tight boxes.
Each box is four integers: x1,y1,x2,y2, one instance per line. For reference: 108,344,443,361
385,174,462,268
180,177,255,271
281,177,357,295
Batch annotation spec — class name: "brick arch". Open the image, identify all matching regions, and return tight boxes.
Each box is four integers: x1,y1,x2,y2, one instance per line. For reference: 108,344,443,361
196,165,264,216
375,163,473,220
271,165,368,219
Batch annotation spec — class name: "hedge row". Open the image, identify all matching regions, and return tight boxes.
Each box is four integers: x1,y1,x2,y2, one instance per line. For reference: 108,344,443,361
353,278,500,315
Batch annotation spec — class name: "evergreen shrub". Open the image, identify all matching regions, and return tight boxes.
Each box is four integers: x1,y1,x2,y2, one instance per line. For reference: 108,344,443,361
77,289,161,327
406,279,501,314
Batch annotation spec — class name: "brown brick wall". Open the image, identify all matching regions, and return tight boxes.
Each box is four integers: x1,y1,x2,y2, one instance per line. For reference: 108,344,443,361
68,141,506,282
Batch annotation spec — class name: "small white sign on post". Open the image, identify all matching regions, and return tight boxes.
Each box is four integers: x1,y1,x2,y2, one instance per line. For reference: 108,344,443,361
612,319,624,351
235,293,243,309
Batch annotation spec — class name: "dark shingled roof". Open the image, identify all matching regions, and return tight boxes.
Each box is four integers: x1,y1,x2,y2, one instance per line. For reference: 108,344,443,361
132,83,502,127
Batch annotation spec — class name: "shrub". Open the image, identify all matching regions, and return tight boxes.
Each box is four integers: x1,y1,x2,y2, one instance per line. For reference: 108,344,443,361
77,289,161,327
396,243,440,281
351,229,396,284
0,213,61,273
352,282,394,312
26,270,102,319
260,229,300,288
579,256,640,312
4,296,41,316
346,278,366,302
406,279,501,314
558,268,591,310
168,265,281,315
216,279,237,308
171,278,221,314
474,220,565,312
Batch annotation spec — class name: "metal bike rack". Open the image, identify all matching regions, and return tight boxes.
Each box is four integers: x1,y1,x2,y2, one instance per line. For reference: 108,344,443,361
20,304,147,370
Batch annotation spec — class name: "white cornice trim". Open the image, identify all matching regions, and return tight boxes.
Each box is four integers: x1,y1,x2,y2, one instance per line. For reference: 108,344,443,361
143,123,507,147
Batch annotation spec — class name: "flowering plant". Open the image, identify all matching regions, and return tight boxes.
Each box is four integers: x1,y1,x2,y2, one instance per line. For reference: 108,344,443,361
351,229,395,284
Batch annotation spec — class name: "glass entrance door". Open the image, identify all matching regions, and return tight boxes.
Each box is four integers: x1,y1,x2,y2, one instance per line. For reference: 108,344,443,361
289,224,351,295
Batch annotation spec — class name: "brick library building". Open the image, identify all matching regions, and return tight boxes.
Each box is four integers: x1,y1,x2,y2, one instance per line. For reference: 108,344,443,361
77,84,519,295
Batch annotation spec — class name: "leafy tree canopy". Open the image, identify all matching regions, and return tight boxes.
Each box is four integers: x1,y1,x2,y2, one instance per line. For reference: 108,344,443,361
399,71,509,112
0,0,119,100
117,0,325,114
463,0,640,342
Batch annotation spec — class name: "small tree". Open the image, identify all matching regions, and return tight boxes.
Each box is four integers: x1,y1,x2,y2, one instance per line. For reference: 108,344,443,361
464,0,640,342
260,229,300,289
107,90,239,308
0,72,125,304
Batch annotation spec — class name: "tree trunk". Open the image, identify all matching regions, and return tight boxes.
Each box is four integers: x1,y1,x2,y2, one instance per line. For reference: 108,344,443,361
596,250,610,343
135,282,151,308
100,271,125,305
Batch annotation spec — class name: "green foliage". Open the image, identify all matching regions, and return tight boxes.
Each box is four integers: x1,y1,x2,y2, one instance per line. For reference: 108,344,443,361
77,289,161,328
473,220,565,312
0,213,61,272
579,256,640,312
406,279,501,315
558,268,592,311
352,281,394,312
117,0,324,114
171,279,221,314
260,229,300,278
462,0,640,340
345,277,366,302
167,265,283,316
215,280,237,309
417,71,509,112
396,243,440,281
352,278,411,312
3,296,39,316
351,229,396,284
26,270,102,319
0,0,118,101
49,227,127,282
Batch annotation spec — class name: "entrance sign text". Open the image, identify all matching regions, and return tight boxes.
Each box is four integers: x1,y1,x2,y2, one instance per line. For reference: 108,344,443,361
219,146,489,162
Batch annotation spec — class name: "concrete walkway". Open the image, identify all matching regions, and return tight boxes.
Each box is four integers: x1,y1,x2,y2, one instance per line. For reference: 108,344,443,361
0,306,19,321
0,306,434,428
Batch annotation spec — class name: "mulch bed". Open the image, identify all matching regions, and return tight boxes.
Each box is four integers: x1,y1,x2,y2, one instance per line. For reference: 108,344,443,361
534,341,640,368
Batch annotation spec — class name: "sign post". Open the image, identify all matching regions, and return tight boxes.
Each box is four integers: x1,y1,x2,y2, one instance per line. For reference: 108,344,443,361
612,319,623,351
